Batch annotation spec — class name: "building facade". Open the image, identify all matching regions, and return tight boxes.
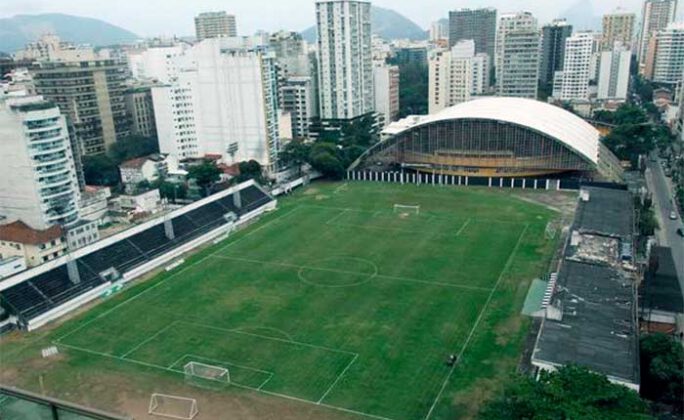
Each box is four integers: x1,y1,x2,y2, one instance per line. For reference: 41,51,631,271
638,0,678,65
652,23,684,84
597,43,632,100
0,221,67,268
194,11,237,41
279,76,317,139
558,32,595,101
497,30,541,99
316,0,374,121
601,12,636,51
0,96,81,230
429,19,449,43
124,85,158,139
540,20,573,86
448,8,497,66
270,31,310,78
31,59,130,156
150,38,280,170
496,12,538,86
373,63,400,127
429,40,488,113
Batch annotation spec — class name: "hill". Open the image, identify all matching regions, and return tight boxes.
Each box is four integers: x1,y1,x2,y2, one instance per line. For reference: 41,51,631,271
301,6,427,43
0,13,139,52
559,0,602,31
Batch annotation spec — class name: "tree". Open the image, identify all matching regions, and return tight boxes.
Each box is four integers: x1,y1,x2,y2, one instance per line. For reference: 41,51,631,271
235,160,264,184
108,135,159,164
480,365,650,420
391,60,428,117
279,139,311,176
82,154,120,186
187,162,221,196
154,180,187,202
640,333,684,410
309,142,345,179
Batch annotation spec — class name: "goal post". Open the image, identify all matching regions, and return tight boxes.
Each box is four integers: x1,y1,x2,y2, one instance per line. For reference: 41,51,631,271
148,393,198,419
393,204,420,215
184,361,230,383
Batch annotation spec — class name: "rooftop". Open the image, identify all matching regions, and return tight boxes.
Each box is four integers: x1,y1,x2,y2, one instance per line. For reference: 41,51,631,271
533,260,639,385
0,221,63,245
575,187,633,238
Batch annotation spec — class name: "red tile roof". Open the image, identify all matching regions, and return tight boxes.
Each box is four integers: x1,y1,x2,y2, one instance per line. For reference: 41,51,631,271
0,221,63,245
119,157,149,169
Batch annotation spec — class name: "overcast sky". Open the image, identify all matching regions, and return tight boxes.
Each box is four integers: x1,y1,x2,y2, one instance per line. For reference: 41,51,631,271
2,0,681,37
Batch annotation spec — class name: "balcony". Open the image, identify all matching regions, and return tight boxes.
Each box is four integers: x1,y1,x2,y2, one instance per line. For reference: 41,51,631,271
41,186,74,201
39,175,72,189
29,142,67,157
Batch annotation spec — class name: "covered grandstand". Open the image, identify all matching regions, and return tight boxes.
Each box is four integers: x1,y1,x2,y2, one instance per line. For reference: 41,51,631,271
351,97,623,180
0,180,275,331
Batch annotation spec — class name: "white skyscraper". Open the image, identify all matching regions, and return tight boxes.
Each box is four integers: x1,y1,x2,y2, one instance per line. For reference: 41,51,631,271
497,29,541,99
316,1,374,120
429,40,488,114
147,38,280,170
0,95,81,230
652,23,684,84
495,12,538,85
558,32,595,101
597,43,632,100
638,0,678,64
373,63,400,127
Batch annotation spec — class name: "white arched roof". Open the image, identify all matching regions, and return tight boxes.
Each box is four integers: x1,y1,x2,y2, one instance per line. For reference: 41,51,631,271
400,97,600,164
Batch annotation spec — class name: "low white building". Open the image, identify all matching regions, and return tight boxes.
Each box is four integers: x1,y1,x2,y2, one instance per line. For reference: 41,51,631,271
113,189,162,218
119,154,180,193
0,256,27,279
65,219,100,251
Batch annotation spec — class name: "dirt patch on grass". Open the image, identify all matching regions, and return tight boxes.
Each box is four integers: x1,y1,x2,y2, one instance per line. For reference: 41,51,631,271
302,187,320,196
451,377,498,420
315,194,329,200
494,315,523,347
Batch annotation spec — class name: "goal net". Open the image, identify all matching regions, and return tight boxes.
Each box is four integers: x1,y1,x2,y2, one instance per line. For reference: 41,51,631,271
393,204,420,215
148,393,198,419
184,361,230,383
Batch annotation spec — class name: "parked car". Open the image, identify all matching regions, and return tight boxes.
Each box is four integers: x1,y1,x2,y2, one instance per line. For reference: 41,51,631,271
670,210,678,220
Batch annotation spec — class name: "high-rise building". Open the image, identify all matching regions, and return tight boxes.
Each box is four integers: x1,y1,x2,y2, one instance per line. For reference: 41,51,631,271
448,8,497,66
150,38,280,170
430,19,449,42
429,40,488,113
31,59,130,156
638,0,678,64
0,95,81,229
269,31,310,77
316,1,374,121
597,43,632,100
194,11,237,41
540,19,573,86
651,23,684,84
497,30,540,99
496,12,537,85
601,12,636,51
124,84,158,139
558,32,595,101
373,63,400,127
280,76,317,139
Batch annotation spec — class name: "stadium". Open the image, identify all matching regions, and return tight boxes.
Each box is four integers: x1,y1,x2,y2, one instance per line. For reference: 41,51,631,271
351,97,624,181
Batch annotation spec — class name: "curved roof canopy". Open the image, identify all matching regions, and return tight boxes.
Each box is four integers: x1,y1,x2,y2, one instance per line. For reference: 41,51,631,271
391,97,600,164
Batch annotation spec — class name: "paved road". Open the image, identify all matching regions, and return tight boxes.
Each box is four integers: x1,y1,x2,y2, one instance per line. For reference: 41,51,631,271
646,158,684,294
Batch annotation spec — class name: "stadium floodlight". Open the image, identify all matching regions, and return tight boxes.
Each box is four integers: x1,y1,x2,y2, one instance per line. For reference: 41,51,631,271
393,204,420,215
148,393,198,419
184,361,230,383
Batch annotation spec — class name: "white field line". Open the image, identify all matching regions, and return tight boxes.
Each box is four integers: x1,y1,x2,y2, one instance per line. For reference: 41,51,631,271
178,320,358,357
57,331,390,420
455,219,472,236
423,223,530,420
54,207,302,344
120,321,180,358
317,353,359,404
209,255,492,292
324,209,349,226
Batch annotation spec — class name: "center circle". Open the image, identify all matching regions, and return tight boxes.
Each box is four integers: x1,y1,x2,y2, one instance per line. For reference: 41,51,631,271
298,256,378,287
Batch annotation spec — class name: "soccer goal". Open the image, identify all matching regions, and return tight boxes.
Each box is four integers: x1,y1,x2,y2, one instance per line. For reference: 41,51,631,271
393,204,420,215
184,361,230,383
148,393,198,420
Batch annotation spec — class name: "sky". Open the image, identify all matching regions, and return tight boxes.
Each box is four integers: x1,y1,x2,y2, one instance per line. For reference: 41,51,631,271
1,0,680,37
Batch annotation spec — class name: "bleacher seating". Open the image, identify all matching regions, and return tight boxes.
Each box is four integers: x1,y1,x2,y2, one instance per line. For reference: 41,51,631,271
0,184,275,326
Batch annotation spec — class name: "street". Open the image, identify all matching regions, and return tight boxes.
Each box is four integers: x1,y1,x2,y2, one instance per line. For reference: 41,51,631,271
645,157,684,296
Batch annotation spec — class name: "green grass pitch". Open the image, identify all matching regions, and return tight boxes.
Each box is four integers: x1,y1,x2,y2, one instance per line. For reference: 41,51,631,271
4,182,559,419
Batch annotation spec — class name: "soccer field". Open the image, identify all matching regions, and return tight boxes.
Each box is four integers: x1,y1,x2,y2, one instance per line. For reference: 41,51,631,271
4,182,559,419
